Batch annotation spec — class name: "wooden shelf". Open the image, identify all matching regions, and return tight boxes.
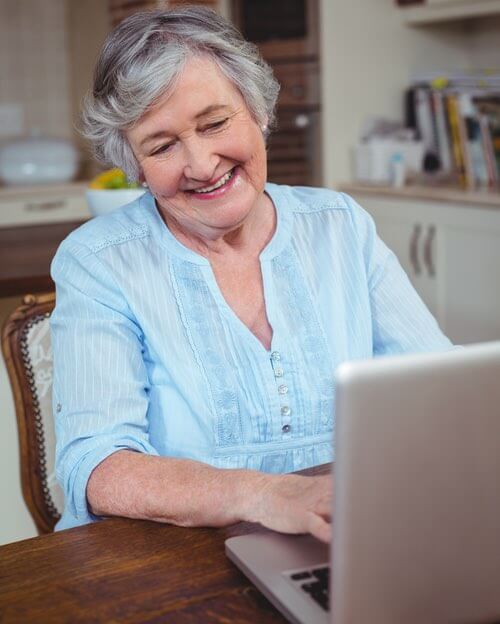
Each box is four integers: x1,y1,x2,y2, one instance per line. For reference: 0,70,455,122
339,182,500,209
400,0,500,25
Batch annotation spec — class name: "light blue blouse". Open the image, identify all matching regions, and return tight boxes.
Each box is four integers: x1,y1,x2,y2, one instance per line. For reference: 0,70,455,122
50,184,452,529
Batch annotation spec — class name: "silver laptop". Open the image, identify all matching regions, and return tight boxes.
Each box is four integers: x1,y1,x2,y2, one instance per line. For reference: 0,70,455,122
225,341,500,624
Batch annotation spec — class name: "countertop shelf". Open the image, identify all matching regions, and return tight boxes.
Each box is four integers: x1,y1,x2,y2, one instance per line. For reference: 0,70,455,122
0,181,91,228
340,182,500,208
0,181,89,199
400,0,500,25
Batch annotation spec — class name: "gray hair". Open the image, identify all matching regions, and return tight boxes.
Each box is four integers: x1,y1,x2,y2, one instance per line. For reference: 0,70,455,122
81,5,280,180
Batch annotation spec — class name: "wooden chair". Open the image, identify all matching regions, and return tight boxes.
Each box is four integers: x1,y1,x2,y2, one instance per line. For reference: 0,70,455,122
1,292,63,534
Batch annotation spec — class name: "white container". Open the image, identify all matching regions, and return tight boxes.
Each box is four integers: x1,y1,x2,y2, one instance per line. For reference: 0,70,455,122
86,188,146,217
0,136,79,185
353,140,424,184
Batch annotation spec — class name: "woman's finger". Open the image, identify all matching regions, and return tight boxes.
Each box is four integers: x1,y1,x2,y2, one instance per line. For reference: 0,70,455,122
313,497,333,520
307,511,332,543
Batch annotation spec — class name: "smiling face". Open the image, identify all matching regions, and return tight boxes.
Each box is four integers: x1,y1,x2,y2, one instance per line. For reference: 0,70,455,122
126,55,269,243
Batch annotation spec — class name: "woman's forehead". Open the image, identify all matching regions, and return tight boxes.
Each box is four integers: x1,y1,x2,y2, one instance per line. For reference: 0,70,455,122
128,57,246,145
161,56,242,110
151,58,242,117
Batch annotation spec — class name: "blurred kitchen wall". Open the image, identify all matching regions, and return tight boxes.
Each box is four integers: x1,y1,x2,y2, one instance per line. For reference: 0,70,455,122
0,0,110,175
0,0,73,139
67,0,110,176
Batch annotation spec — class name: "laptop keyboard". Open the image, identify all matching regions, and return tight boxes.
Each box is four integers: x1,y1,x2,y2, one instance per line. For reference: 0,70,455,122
287,565,330,612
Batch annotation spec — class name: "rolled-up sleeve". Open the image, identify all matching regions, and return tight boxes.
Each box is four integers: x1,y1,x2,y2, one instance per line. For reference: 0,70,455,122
342,193,453,356
50,238,159,529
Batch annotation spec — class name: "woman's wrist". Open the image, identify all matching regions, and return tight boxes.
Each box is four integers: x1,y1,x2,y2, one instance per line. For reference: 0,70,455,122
229,469,279,524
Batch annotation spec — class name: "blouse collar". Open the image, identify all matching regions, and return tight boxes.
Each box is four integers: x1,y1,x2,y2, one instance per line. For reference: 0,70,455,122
142,182,293,265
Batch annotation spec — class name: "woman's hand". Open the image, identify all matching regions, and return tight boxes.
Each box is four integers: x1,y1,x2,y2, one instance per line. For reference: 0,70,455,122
244,473,333,543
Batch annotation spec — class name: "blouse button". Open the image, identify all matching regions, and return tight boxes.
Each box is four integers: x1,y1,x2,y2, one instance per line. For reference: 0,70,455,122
281,406,291,417
56,403,62,413
278,384,288,395
282,424,291,433
274,368,284,378
271,351,281,361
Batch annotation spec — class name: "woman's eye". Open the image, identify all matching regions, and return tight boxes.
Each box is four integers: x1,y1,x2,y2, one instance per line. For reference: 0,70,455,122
151,143,173,157
203,118,228,132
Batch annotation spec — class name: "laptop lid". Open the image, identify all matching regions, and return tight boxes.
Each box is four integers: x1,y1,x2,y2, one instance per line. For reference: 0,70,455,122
333,341,500,624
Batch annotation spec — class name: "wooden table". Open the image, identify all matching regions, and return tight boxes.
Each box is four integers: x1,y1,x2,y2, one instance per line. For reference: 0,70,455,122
0,464,329,623
0,221,85,298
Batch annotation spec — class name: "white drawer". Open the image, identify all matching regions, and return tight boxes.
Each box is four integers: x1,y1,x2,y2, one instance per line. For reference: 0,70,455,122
0,185,91,227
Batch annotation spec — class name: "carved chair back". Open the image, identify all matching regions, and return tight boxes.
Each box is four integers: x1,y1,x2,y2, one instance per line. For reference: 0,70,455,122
1,292,63,533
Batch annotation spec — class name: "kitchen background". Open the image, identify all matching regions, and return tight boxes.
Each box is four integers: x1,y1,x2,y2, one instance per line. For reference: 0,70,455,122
1,0,500,545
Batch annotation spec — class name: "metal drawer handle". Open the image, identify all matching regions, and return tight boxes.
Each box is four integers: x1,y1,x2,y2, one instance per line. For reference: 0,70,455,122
24,200,66,212
409,223,422,275
423,225,436,277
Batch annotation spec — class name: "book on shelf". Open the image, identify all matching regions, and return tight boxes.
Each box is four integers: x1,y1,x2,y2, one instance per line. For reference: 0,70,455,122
460,92,490,188
479,115,499,185
431,90,452,172
475,96,500,182
445,93,467,188
406,73,500,190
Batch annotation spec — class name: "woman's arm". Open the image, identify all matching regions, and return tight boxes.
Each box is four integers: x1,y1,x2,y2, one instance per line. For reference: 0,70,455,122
87,450,332,542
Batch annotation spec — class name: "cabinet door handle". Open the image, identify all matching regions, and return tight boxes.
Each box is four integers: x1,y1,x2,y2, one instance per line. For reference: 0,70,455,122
423,224,436,277
24,199,66,212
409,223,422,275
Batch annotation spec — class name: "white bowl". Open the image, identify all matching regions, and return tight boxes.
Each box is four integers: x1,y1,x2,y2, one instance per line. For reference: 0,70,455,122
86,188,146,217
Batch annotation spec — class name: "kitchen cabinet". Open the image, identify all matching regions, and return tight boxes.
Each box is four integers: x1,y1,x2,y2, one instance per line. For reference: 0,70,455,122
231,0,319,61
353,196,439,320
342,185,500,345
0,182,89,229
0,221,87,298
232,0,322,187
109,0,220,27
0,182,90,297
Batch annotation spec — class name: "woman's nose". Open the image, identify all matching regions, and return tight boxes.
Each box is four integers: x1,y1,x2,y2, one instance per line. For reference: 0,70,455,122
182,139,219,182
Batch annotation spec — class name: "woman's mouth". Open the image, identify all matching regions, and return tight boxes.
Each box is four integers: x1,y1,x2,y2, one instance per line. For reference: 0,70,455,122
189,167,237,199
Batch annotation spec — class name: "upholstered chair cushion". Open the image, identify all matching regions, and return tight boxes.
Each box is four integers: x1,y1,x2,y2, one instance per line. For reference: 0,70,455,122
24,315,64,516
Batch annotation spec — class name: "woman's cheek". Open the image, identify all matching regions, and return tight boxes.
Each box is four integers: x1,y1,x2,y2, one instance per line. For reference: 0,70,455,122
145,164,180,199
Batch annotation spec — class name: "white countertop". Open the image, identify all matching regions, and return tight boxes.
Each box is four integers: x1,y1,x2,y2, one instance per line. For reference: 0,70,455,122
339,183,500,209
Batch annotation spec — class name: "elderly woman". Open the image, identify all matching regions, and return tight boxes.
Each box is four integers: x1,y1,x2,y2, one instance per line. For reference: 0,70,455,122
51,6,452,539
